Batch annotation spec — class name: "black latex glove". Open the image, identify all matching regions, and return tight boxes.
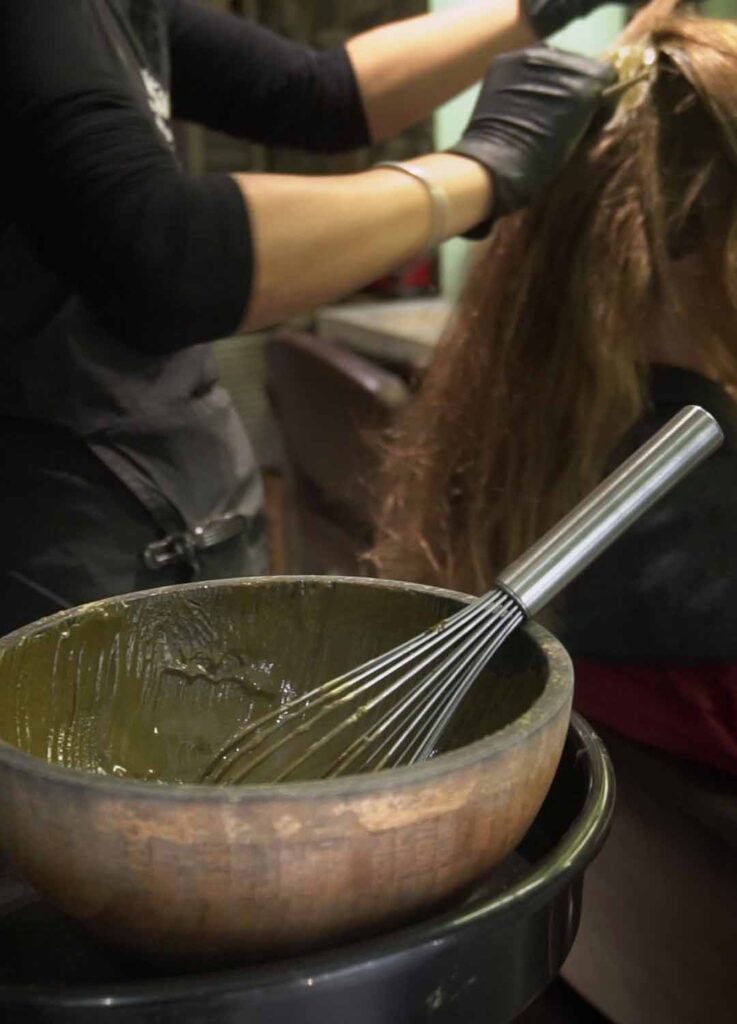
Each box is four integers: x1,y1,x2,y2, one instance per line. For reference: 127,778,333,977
524,0,612,39
449,45,615,236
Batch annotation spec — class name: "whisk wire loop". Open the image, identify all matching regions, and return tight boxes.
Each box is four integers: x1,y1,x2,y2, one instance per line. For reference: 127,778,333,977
330,593,523,778
203,590,511,784
221,591,516,784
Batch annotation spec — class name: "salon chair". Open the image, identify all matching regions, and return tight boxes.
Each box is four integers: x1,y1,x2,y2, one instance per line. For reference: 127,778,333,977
265,329,408,575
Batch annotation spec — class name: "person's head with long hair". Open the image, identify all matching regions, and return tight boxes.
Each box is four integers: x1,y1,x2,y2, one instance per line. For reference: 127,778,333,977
371,0,737,594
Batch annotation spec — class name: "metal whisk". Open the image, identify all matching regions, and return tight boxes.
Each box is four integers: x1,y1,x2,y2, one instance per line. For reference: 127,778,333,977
202,406,722,786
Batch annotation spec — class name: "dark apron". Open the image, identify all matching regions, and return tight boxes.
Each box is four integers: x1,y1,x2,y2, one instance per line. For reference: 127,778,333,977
0,0,267,636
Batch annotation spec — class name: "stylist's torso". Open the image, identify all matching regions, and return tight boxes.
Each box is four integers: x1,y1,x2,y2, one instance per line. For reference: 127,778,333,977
0,0,266,634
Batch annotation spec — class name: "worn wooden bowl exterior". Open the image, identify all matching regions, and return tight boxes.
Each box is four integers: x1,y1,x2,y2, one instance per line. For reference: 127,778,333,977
0,577,573,962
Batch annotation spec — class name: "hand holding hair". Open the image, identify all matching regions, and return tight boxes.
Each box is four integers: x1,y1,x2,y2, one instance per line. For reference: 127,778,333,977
450,45,616,233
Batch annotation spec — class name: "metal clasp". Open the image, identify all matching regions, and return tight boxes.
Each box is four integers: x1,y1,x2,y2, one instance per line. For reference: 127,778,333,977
143,513,248,571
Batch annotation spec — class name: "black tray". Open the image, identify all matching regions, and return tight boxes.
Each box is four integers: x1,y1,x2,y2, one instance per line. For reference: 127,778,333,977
0,714,613,1024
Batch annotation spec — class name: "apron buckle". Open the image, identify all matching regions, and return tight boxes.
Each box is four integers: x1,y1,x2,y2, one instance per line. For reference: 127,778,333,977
143,513,248,571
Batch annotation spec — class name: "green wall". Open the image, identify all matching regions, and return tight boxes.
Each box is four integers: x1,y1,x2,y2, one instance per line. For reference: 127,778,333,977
432,3,625,296
707,0,736,16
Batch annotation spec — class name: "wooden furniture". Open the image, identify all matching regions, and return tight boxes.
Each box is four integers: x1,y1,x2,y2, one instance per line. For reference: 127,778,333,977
316,297,452,373
265,329,409,575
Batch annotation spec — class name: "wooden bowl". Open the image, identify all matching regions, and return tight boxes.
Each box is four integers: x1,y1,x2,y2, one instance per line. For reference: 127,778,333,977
0,577,573,963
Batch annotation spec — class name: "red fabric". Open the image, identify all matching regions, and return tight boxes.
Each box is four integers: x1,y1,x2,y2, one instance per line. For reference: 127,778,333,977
573,658,737,777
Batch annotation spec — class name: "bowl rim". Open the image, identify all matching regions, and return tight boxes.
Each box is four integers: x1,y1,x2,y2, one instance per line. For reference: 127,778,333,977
0,576,573,802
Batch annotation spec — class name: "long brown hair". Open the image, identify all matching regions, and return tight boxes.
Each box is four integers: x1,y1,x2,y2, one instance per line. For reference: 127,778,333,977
371,0,737,593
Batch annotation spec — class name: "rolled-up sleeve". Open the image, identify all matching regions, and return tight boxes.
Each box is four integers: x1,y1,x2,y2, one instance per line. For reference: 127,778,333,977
164,0,371,152
1,0,253,353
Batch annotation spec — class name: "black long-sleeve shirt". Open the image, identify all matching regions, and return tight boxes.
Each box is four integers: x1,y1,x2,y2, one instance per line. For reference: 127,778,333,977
0,0,369,353
166,0,368,149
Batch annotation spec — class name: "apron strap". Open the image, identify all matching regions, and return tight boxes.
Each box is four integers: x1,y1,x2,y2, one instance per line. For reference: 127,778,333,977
88,441,260,573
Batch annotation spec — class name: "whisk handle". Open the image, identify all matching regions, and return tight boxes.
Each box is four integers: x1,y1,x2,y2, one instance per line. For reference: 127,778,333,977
496,405,723,617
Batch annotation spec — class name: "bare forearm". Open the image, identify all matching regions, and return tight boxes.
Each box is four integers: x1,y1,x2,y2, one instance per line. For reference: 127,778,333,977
236,154,491,331
346,0,535,141
233,42,612,335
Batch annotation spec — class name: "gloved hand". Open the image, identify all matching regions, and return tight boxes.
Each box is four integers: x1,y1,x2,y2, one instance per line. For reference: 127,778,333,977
524,0,612,39
449,45,615,234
